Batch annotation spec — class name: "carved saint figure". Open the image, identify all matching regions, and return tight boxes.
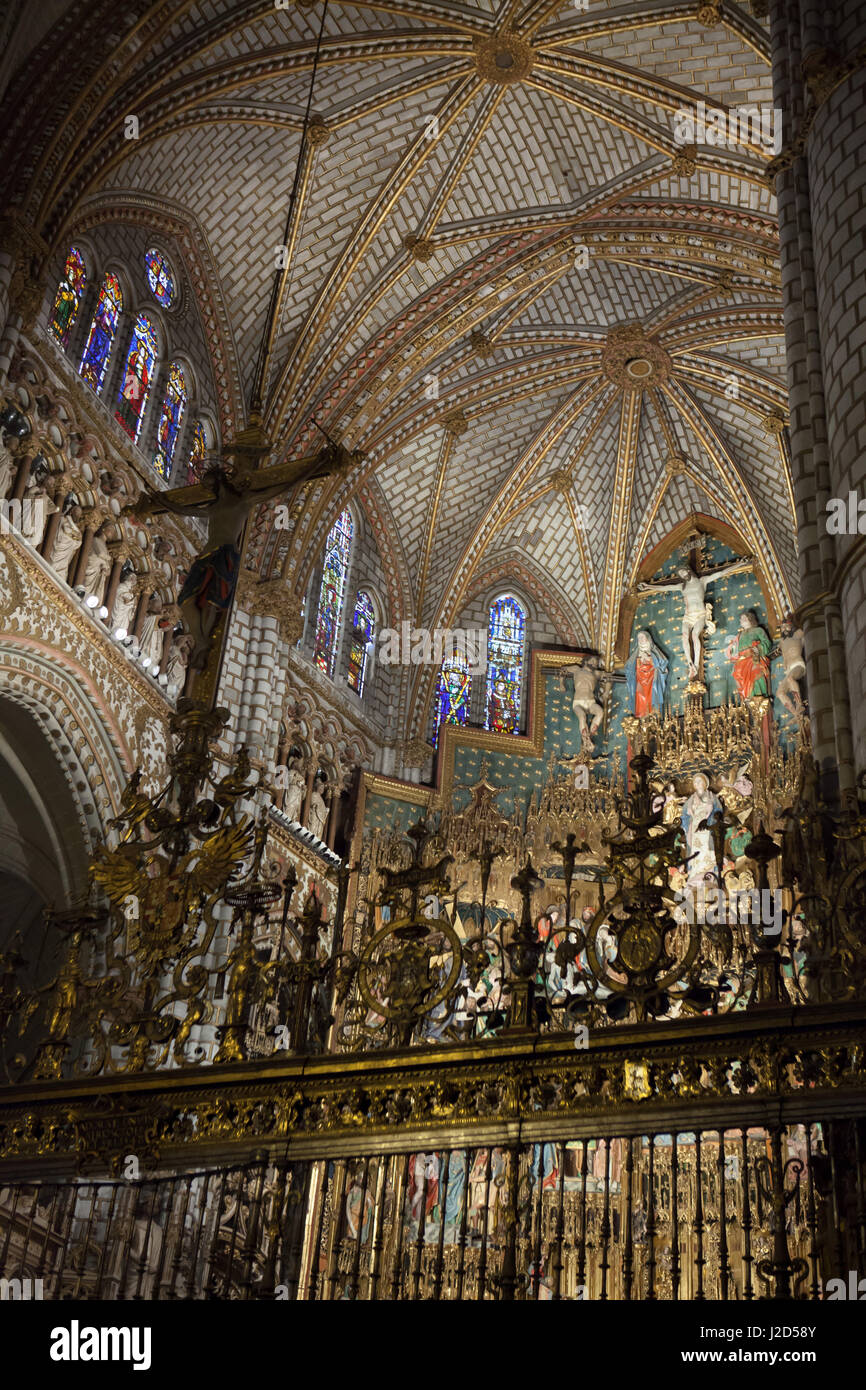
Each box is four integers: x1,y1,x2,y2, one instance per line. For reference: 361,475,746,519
164,631,195,692
777,613,806,715
727,609,771,701
50,498,83,583
624,629,668,717
559,655,613,752
0,433,16,498
307,778,329,841
681,772,723,885
719,761,752,824
652,780,684,829
111,568,139,635
282,756,306,823
137,594,163,664
82,528,111,601
638,557,752,678
20,473,56,546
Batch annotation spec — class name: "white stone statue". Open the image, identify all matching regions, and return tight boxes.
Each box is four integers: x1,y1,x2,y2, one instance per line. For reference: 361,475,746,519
638,557,753,679
559,655,612,752
307,779,329,841
50,502,83,583
283,756,306,823
680,772,724,886
777,613,806,715
82,530,111,602
137,595,163,662
0,433,16,499
112,571,139,636
20,477,56,545
164,631,195,692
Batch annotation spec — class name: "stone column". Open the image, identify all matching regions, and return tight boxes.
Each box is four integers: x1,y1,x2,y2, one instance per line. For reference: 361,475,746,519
10,445,32,502
0,215,49,378
71,509,100,589
327,780,342,850
769,0,866,795
131,578,154,643
39,479,71,562
218,575,298,763
301,760,317,827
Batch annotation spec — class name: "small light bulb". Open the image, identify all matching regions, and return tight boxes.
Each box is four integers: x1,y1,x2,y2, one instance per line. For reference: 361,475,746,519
114,627,128,640
85,594,99,608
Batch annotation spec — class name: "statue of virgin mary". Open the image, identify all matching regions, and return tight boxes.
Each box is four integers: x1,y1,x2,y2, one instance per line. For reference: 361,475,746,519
681,771,723,885
624,629,668,717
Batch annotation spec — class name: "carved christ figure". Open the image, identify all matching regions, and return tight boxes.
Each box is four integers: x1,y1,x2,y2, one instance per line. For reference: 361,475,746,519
777,613,806,715
637,557,753,679
126,437,360,669
559,655,614,752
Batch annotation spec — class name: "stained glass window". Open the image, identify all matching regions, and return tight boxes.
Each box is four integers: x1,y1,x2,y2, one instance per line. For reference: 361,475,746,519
485,594,526,734
187,420,207,485
115,313,158,443
347,591,375,695
78,272,122,393
313,509,353,677
152,361,187,479
433,651,471,748
48,246,86,347
145,248,175,307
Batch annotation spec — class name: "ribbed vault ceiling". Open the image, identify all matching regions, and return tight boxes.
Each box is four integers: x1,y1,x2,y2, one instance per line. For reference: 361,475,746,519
1,0,794,728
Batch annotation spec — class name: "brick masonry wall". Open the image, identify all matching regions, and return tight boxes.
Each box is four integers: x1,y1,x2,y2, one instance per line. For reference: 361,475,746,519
770,0,863,788
809,53,866,771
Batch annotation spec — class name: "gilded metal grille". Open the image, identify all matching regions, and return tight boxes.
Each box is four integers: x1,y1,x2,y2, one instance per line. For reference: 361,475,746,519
3,1120,864,1300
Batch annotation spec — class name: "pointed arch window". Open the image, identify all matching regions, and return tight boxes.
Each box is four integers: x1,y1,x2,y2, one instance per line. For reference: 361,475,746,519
153,361,187,479
48,245,86,348
313,508,353,677
115,313,158,443
79,271,122,393
347,591,375,696
187,419,207,485
433,651,471,748
485,594,526,734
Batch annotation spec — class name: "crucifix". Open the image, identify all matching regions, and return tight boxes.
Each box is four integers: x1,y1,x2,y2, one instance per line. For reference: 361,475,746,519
124,419,362,704
637,529,753,686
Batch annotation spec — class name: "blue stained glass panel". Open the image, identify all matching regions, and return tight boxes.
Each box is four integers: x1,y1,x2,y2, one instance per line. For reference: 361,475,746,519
79,272,122,393
152,361,187,479
314,509,353,677
115,313,158,443
49,246,86,348
433,652,471,747
347,590,375,695
485,595,526,734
